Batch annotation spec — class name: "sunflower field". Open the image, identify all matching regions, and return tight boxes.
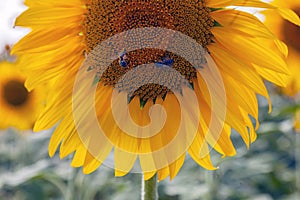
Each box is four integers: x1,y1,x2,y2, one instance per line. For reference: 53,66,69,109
0,0,299,199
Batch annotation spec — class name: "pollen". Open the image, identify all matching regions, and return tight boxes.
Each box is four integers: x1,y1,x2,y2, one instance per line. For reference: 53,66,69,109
83,0,214,102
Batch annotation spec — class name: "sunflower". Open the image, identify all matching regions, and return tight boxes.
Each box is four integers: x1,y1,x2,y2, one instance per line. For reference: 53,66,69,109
263,0,300,96
12,0,300,180
0,60,45,130
263,0,300,130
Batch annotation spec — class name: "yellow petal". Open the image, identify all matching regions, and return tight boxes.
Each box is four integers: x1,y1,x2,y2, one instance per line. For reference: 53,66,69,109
83,152,102,174
114,149,137,177
169,153,186,180
71,144,88,167
211,9,275,39
211,28,289,74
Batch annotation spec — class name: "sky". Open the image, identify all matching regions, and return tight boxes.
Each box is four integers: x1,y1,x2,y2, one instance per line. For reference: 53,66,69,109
0,0,28,52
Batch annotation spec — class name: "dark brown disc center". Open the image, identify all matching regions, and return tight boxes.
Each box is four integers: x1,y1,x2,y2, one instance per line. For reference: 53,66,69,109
282,8,300,51
84,0,213,102
2,80,29,107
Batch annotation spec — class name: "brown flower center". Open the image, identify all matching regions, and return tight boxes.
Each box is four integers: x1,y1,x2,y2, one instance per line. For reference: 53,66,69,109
84,0,214,102
2,80,29,107
282,7,300,51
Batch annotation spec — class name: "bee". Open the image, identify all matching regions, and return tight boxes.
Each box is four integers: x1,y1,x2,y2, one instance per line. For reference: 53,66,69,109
155,55,174,68
119,50,128,68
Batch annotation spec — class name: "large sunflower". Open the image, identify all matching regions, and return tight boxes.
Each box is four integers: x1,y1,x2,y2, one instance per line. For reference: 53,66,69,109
0,60,45,130
12,0,300,180
263,0,300,96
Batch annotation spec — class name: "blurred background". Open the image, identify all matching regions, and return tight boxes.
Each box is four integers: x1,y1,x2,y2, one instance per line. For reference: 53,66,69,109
0,0,299,199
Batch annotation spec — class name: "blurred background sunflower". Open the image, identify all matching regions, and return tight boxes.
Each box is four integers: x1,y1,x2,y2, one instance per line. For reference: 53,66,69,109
263,0,300,97
263,0,300,130
0,57,45,130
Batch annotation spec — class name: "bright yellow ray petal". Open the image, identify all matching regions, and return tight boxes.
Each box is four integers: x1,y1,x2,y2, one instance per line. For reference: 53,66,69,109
59,131,82,159
252,64,289,87
211,9,275,39
83,152,102,174
197,71,248,131
15,7,85,27
207,43,269,98
12,27,81,54
114,149,137,177
169,153,186,180
228,0,300,25
47,116,73,157
206,0,239,8
144,171,157,181
211,28,289,74
274,39,289,57
157,166,170,181
25,0,83,7
188,136,216,170
193,82,236,156
71,144,87,167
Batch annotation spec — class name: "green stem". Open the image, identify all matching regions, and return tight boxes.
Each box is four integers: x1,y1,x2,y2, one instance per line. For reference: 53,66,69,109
142,174,158,200
205,170,219,200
